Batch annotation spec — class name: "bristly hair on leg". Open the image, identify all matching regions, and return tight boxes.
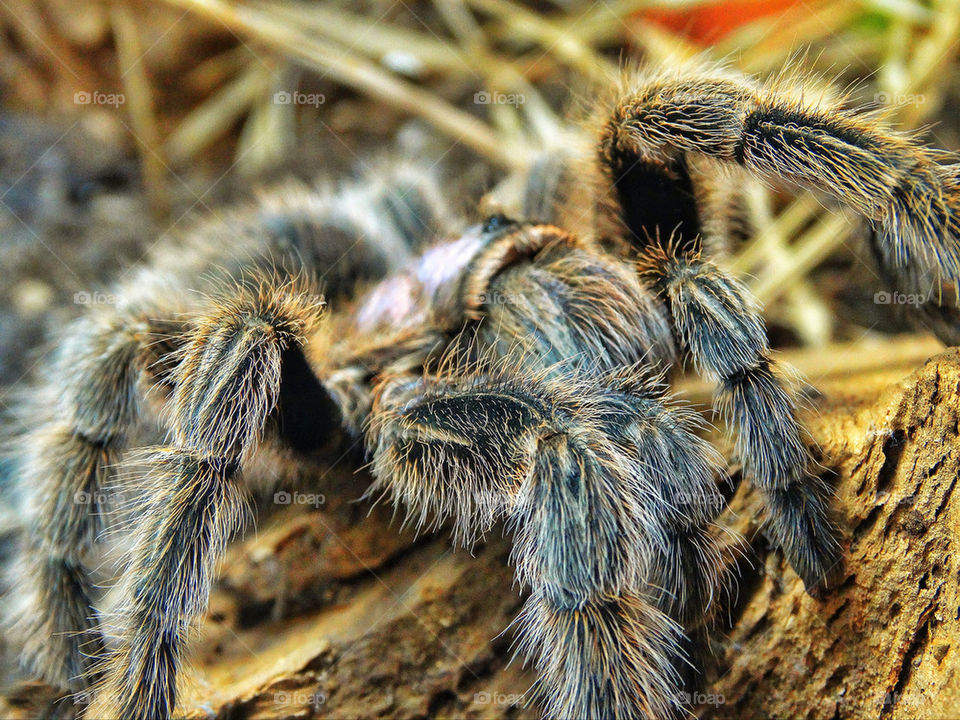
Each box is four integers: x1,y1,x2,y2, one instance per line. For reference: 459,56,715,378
601,59,960,318
6,301,182,700
637,239,843,593
86,275,332,718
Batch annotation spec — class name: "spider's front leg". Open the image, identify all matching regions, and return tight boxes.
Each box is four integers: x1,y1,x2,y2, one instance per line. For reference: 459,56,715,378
369,370,705,719
639,242,842,592
87,280,340,718
599,64,960,340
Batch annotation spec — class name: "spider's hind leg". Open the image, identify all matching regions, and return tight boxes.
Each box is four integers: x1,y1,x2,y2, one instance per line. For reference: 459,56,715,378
639,242,843,593
10,305,181,696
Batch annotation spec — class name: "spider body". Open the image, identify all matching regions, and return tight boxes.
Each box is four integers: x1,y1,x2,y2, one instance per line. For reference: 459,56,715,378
7,62,960,719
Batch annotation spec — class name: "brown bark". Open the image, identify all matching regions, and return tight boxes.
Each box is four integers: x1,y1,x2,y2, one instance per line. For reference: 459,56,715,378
2,334,958,720
701,336,960,720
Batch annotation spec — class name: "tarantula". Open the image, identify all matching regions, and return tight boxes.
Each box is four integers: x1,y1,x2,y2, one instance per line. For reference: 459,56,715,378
7,60,960,719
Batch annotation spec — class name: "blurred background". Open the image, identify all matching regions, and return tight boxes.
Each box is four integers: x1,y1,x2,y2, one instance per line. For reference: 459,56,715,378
1,0,959,715
2,0,960,387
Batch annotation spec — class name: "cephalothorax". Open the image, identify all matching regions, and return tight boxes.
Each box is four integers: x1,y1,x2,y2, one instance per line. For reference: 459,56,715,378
9,61,960,719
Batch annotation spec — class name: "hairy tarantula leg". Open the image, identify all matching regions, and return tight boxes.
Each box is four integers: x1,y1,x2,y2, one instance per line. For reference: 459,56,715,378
87,281,329,719
369,371,693,719
579,370,731,701
600,370,727,625
601,66,960,290
12,309,180,696
865,220,960,345
639,244,843,593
